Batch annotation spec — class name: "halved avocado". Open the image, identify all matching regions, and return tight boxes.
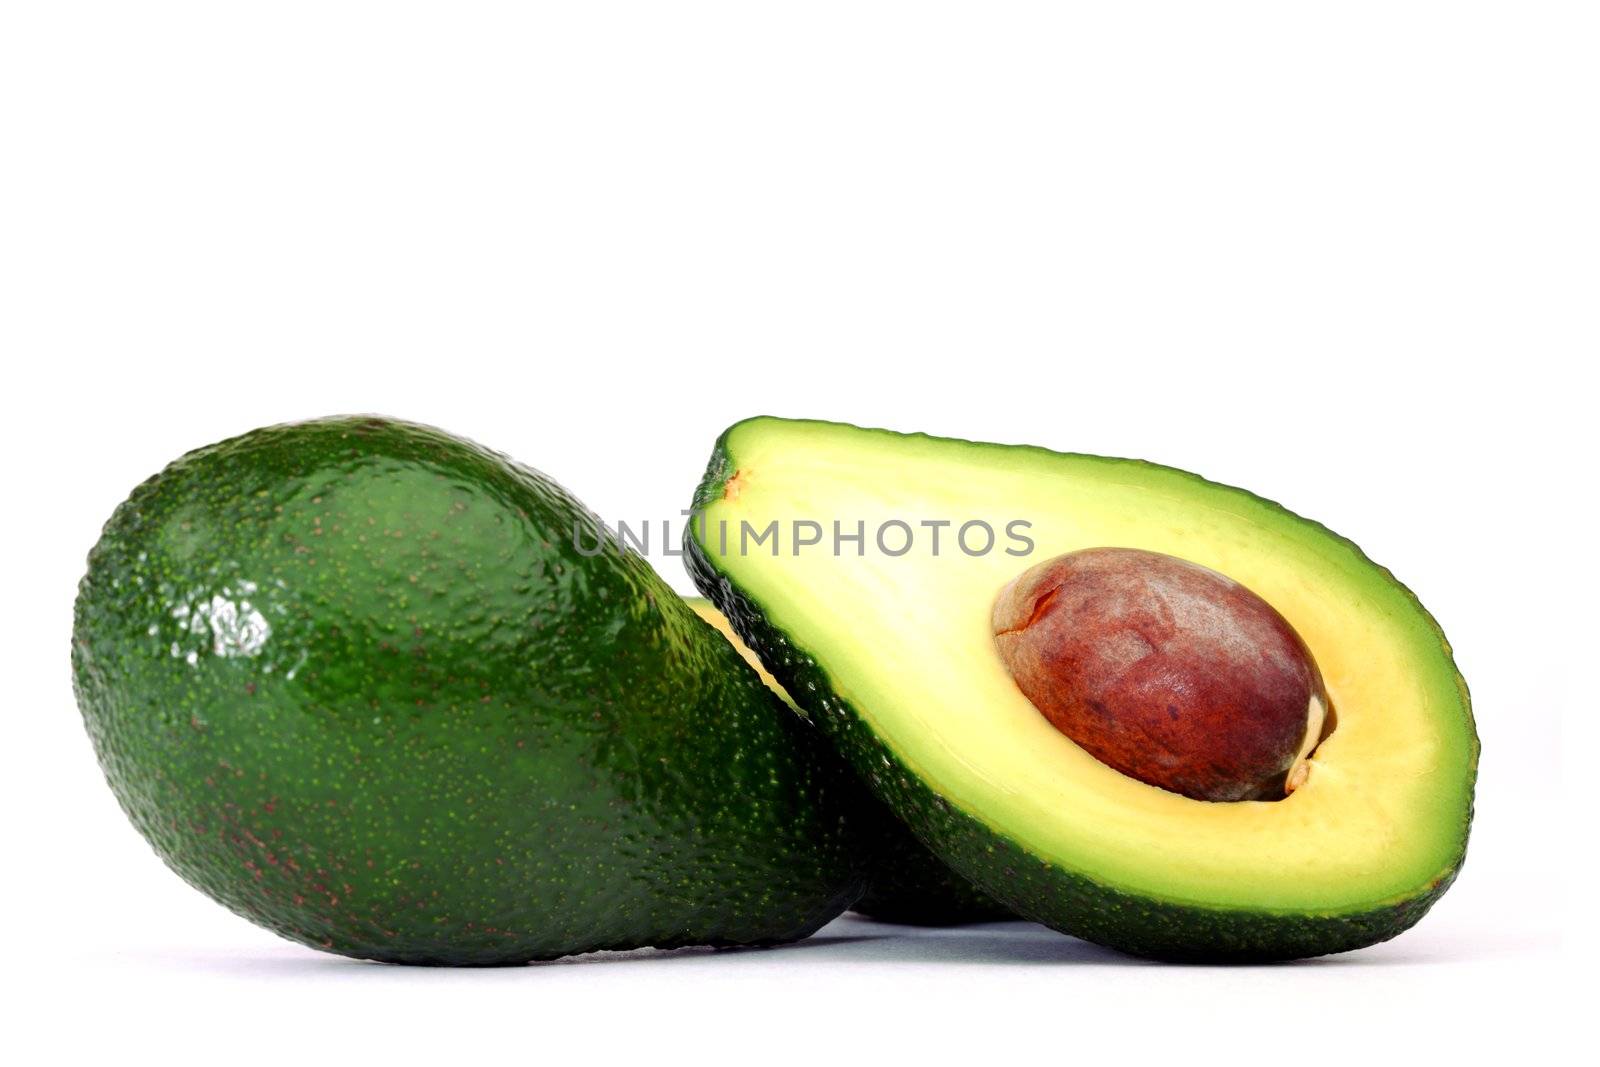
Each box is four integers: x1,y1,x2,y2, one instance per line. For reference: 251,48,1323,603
688,597,1011,925
686,417,1478,961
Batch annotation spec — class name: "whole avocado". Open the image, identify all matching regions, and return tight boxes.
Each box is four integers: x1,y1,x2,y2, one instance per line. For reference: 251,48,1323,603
73,416,866,964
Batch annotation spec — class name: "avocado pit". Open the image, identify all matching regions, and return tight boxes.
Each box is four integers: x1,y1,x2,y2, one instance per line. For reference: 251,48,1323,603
993,547,1332,802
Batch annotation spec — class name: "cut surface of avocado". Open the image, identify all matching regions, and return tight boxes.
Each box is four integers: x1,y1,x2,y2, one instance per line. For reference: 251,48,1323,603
686,417,1477,960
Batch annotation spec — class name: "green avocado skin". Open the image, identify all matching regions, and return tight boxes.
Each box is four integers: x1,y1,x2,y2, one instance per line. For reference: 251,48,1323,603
853,826,1013,926
73,416,866,965
685,427,1475,962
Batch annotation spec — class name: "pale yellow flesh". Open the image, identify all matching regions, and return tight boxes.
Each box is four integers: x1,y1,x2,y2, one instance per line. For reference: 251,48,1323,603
695,420,1474,913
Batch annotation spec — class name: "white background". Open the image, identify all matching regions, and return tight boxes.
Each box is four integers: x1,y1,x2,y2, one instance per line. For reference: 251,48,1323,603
1,2,1590,1062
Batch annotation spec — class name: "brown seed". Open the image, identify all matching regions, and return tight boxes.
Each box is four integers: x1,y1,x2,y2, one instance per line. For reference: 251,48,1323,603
993,547,1332,802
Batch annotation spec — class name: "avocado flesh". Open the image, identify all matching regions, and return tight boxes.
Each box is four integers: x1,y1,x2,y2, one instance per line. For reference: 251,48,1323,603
73,416,866,965
688,598,1011,926
686,417,1478,960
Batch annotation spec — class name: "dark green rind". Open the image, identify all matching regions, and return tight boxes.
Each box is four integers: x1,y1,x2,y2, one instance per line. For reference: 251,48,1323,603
686,418,1477,962
74,416,867,965
852,826,1014,926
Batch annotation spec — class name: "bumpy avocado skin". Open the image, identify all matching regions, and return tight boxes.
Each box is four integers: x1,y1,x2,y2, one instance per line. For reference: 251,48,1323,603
685,425,1477,962
73,416,866,965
